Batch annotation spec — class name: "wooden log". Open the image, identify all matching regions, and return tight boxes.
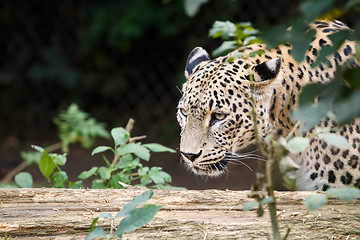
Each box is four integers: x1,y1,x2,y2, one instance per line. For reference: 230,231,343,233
0,188,359,239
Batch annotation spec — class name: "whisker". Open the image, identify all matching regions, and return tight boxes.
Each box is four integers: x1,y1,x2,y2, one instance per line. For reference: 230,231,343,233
224,157,253,172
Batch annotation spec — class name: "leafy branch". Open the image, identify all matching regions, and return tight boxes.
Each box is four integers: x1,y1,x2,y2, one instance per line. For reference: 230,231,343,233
86,190,163,240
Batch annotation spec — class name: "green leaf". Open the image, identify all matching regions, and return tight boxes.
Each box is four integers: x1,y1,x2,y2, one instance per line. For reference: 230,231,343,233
260,197,275,205
243,201,259,211
98,166,111,180
286,137,310,153
117,154,135,169
14,172,33,188
300,0,335,18
302,194,328,211
69,180,84,189
115,204,163,237
111,127,130,148
212,40,237,57
31,145,44,152
117,143,150,161
326,187,360,201
88,217,99,232
293,101,330,130
78,166,98,180
279,156,300,173
53,171,68,188
138,166,149,176
184,0,209,17
91,146,113,156
51,153,67,166
143,143,176,153
140,175,152,186
85,226,106,240
116,190,153,218
38,150,56,181
20,151,42,164
99,212,113,219
318,133,349,149
91,179,106,189
283,173,298,191
149,167,172,185
209,21,237,39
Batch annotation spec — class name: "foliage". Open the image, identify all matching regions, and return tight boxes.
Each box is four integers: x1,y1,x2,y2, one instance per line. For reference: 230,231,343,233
209,21,262,57
184,0,209,17
54,103,110,153
260,0,360,130
86,190,163,240
303,186,360,210
3,104,176,190
80,126,175,189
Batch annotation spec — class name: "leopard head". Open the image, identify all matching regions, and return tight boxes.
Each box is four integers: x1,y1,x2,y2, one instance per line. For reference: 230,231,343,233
177,47,283,176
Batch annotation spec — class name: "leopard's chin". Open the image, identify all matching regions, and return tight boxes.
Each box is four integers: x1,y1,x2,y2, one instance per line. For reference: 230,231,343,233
186,158,229,177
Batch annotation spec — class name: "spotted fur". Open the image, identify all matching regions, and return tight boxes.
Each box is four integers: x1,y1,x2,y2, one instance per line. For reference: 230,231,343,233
177,20,360,190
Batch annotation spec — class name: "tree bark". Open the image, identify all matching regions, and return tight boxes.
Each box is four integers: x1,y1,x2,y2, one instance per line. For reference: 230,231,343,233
0,188,359,239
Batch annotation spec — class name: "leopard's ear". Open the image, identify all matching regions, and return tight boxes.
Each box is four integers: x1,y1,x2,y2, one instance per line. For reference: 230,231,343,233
185,47,210,79
254,57,282,81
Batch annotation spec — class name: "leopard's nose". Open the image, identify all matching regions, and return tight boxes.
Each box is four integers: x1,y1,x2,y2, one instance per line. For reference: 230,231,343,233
180,150,202,162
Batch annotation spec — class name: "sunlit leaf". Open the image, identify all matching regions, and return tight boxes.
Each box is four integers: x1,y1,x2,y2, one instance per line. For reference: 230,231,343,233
51,153,67,166
318,133,349,149
91,146,113,156
279,156,300,173
209,21,237,39
38,150,56,181
111,127,130,148
286,137,310,153
31,145,44,153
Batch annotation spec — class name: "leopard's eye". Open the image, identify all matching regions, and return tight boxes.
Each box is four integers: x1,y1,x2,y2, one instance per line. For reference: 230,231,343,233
213,112,226,120
210,112,227,126
179,108,188,117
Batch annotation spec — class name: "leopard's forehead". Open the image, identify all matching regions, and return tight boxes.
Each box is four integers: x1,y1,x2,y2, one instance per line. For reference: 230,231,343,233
181,55,258,110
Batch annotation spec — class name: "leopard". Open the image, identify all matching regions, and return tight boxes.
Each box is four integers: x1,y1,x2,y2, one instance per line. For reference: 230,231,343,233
176,20,360,191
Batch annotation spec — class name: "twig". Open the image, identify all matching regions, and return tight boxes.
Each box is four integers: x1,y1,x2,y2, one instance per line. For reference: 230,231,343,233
129,135,147,143
125,118,135,133
0,142,63,185
0,161,29,185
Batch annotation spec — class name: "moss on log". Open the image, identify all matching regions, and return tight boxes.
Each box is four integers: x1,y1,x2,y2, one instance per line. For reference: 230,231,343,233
0,188,359,239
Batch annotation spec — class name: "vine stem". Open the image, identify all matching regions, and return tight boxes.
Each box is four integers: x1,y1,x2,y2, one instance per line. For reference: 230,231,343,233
266,155,281,240
248,65,281,240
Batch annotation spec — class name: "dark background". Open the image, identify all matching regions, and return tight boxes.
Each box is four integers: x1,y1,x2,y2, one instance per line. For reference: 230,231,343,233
1,0,356,190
